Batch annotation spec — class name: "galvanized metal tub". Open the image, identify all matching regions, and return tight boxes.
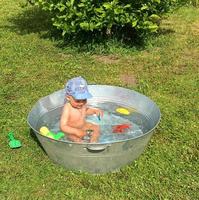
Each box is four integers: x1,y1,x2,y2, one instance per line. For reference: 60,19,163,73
27,85,161,174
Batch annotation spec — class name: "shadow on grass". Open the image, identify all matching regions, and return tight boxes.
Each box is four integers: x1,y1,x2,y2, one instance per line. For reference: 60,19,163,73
8,5,176,53
7,6,57,36
29,128,47,155
158,27,175,35
57,25,147,53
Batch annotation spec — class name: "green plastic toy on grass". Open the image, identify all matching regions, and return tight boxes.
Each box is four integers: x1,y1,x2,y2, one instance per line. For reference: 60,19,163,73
8,132,22,149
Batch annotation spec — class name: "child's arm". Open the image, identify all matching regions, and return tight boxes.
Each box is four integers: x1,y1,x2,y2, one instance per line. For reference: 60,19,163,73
60,106,86,138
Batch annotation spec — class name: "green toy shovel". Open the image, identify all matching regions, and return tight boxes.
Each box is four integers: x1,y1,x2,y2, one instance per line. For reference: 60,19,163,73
8,132,22,149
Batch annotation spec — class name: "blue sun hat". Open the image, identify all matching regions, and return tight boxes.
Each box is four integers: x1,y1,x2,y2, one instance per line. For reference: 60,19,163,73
65,76,92,99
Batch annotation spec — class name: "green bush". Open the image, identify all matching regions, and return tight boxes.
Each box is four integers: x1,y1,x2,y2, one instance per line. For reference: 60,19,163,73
29,0,191,37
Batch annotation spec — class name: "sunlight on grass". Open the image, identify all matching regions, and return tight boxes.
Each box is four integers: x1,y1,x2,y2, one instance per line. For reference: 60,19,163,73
0,1,198,199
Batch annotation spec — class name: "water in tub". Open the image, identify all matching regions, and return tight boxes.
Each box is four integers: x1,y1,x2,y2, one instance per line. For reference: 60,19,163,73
39,102,150,143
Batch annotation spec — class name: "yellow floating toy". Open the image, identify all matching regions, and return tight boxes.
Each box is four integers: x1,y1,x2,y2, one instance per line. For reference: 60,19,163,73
40,126,50,136
116,107,130,115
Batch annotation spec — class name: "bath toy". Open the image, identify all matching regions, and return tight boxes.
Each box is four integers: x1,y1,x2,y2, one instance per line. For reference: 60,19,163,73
39,127,54,139
112,124,131,134
116,107,130,115
54,132,65,140
40,126,49,136
8,132,22,149
39,126,64,140
83,129,93,142
97,114,101,121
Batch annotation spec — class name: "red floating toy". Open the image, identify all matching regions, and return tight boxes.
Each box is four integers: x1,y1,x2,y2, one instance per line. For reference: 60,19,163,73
112,124,131,134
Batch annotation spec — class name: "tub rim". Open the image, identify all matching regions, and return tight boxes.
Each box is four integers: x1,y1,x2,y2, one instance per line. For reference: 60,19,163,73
27,84,161,145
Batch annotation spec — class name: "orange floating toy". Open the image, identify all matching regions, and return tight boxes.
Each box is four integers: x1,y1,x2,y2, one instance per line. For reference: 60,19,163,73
112,124,131,134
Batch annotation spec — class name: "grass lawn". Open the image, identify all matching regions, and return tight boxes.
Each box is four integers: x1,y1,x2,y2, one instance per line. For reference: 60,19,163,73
0,0,198,199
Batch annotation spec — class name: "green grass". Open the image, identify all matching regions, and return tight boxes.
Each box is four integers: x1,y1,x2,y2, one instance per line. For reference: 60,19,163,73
0,1,199,199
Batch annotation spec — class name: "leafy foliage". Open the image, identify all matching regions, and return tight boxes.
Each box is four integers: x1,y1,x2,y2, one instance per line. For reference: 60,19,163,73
29,0,173,37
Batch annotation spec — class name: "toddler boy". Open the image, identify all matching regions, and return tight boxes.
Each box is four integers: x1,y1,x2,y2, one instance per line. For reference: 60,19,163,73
60,76,103,143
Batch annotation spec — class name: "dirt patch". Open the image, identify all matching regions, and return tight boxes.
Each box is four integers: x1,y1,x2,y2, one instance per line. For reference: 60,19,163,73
93,55,120,64
192,22,199,35
57,53,72,61
172,64,187,75
183,48,199,62
120,73,137,86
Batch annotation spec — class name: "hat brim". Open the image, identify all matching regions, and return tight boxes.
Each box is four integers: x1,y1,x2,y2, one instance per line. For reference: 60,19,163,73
73,92,92,100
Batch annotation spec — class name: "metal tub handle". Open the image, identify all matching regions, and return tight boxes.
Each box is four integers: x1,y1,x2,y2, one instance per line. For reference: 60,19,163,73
86,144,111,152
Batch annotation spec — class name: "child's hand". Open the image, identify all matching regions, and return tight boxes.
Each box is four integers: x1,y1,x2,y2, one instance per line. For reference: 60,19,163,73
76,129,86,138
86,107,104,119
90,130,100,143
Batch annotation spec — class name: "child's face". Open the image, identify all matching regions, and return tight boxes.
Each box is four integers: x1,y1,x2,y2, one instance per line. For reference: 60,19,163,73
67,96,87,109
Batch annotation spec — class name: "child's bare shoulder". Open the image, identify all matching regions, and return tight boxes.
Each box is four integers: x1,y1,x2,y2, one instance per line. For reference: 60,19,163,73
62,103,71,113
63,102,70,108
